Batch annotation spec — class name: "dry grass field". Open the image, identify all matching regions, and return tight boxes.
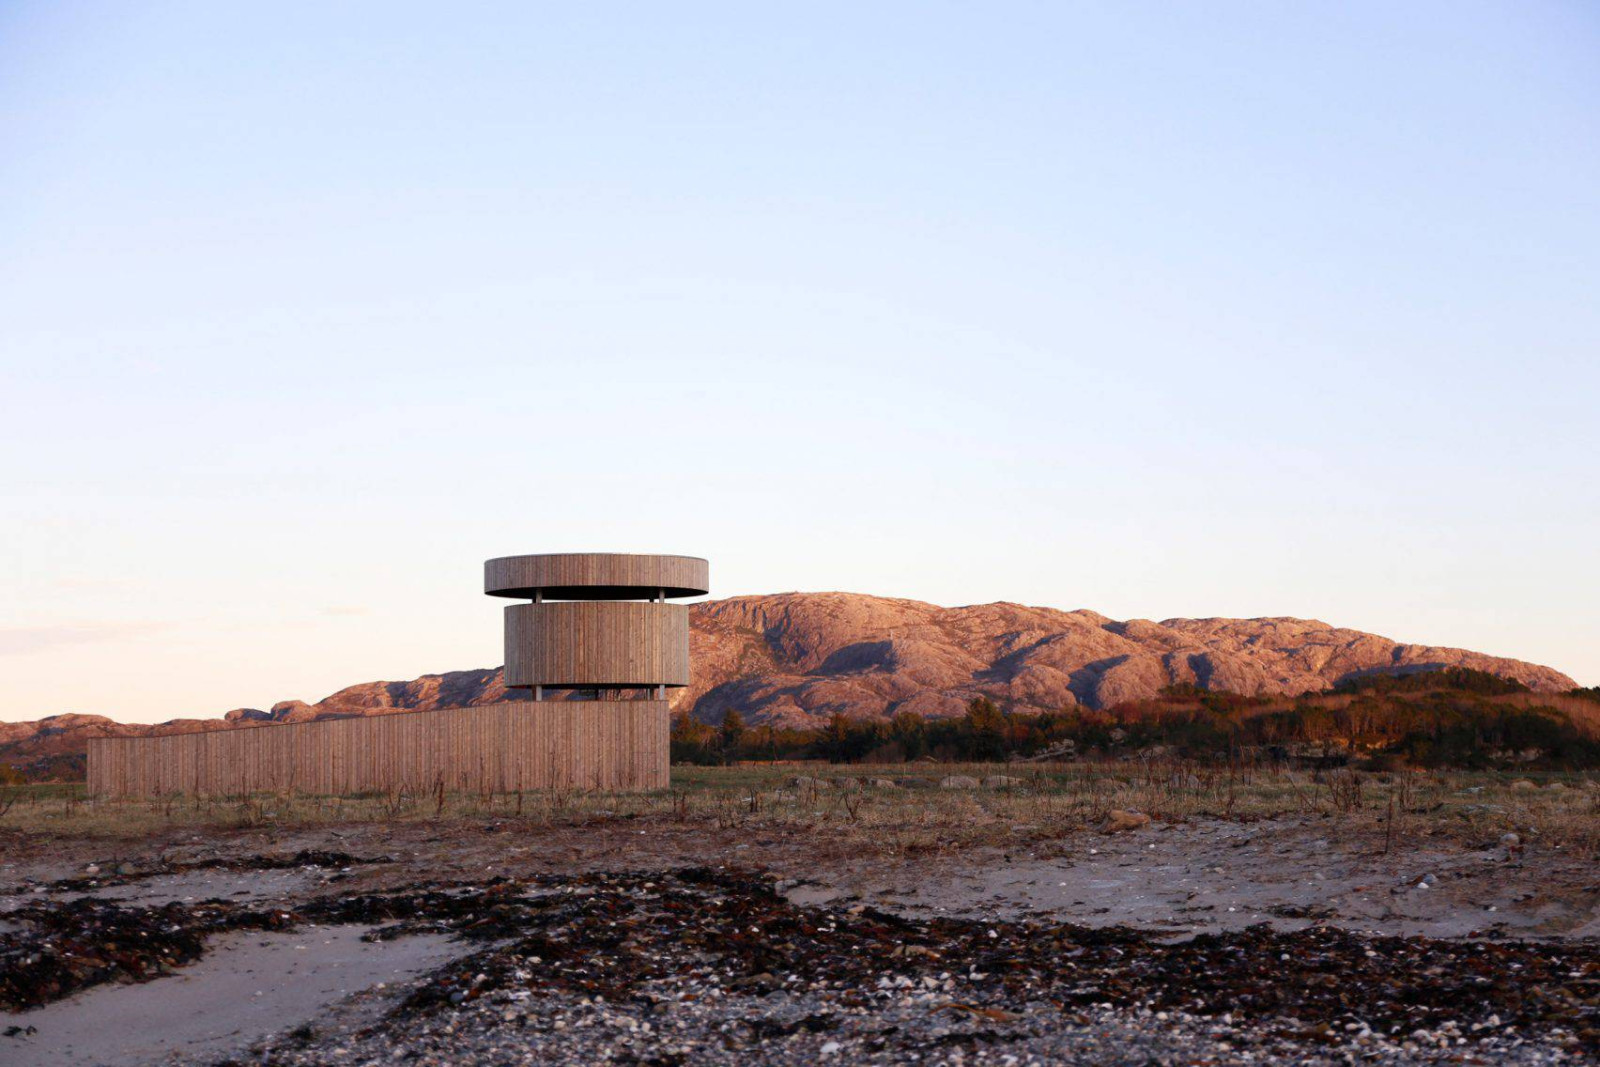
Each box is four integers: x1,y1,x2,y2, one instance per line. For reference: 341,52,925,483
5,761,1597,856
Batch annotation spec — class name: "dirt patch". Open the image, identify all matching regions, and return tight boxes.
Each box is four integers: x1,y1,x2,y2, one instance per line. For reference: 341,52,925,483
32,849,390,894
854,817,1600,940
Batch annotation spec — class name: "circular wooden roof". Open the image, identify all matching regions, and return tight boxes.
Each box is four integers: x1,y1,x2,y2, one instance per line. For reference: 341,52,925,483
484,553,709,600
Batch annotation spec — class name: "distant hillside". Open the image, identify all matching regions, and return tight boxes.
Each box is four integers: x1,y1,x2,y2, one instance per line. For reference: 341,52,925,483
0,592,1578,778
681,594,1576,726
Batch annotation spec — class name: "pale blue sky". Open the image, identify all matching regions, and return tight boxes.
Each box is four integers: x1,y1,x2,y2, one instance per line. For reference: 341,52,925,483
2,2,1597,723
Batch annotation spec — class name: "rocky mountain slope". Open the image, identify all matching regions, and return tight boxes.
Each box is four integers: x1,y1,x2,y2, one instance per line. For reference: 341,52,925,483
2,592,1577,773
680,594,1575,725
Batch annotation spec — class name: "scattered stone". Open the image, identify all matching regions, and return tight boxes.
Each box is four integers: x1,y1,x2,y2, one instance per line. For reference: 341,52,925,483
1102,809,1152,834
1501,833,1524,864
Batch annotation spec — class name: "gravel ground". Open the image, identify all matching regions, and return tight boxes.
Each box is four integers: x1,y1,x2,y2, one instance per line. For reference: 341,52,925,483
243,987,1590,1066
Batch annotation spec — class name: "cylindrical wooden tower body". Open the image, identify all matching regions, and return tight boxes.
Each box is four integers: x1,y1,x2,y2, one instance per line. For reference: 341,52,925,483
502,602,690,689
486,553,707,699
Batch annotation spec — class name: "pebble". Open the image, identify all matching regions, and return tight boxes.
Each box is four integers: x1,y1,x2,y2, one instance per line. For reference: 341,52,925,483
241,988,1584,1066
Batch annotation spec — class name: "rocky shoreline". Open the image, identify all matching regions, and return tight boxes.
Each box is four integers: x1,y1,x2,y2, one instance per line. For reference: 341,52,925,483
5,861,1597,1065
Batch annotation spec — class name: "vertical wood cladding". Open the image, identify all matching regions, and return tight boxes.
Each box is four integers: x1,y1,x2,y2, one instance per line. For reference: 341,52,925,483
86,701,670,797
503,602,690,688
484,554,709,600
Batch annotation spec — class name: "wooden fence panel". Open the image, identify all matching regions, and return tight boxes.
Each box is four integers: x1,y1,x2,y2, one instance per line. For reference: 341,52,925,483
86,701,670,797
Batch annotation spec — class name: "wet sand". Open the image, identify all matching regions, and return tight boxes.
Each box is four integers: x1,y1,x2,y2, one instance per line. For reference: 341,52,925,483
7,925,459,1067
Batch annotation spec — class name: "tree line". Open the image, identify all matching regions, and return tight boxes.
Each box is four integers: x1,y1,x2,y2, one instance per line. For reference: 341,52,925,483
671,670,1600,769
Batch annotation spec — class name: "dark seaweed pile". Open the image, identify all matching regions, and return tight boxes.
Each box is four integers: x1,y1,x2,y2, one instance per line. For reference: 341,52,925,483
2,866,1596,1053
0,850,380,1009
0,897,296,1009
384,869,1600,1052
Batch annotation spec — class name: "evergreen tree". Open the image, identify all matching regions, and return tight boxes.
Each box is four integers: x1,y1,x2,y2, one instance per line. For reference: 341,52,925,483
965,697,1007,760
889,710,928,760
718,709,746,761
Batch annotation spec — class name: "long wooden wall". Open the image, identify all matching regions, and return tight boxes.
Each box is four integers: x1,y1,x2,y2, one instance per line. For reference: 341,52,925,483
86,700,670,797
